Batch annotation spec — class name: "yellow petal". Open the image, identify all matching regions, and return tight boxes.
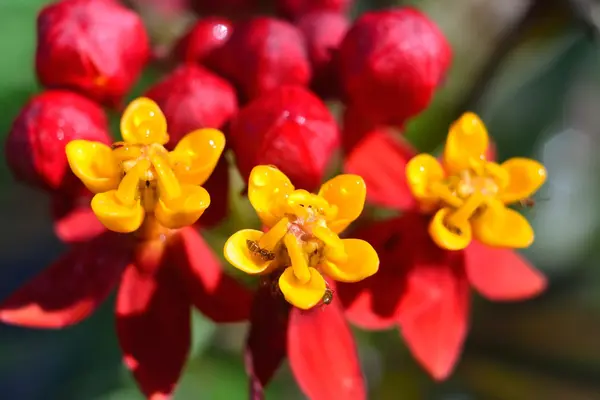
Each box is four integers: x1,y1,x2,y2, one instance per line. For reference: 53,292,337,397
443,112,489,174
321,239,379,283
472,200,534,248
154,184,210,229
170,128,226,186
248,165,294,227
91,190,145,233
429,207,472,250
223,229,274,275
65,140,120,193
120,97,169,145
278,267,326,310
406,154,445,201
318,174,366,234
499,158,547,204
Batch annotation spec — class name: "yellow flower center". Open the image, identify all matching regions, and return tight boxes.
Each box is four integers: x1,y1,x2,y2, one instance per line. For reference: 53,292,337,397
405,112,547,251
65,97,225,234
223,166,380,310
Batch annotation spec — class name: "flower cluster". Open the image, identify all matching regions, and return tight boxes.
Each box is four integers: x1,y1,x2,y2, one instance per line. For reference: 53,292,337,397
2,0,549,399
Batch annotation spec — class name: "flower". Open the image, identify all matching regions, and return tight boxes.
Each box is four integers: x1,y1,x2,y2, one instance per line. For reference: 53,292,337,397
406,112,547,250
277,0,353,19
0,97,252,399
36,0,150,107
338,113,547,380
224,165,376,398
229,85,340,191
5,90,111,194
338,7,451,126
296,11,349,99
224,164,379,309
174,17,233,66
65,97,224,233
211,17,311,100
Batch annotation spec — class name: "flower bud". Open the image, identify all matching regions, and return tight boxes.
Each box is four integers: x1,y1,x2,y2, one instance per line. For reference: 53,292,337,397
296,11,349,99
36,0,150,107
5,90,111,193
229,85,339,191
339,8,451,126
277,0,352,19
211,17,311,101
174,17,233,66
145,65,238,146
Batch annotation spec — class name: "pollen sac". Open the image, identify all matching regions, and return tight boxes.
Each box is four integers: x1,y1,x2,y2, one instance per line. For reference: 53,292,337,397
296,11,349,99
210,17,311,100
229,85,340,191
174,17,233,66
223,165,379,310
6,90,111,194
276,0,353,19
36,0,150,107
339,7,452,126
65,98,226,234
145,65,238,146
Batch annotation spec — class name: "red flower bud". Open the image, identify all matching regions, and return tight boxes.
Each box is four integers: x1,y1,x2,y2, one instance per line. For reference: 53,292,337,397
174,17,233,65
145,65,238,145
296,11,349,99
211,17,311,101
230,85,339,191
339,8,452,126
36,0,150,107
277,0,352,19
5,90,111,193
191,0,258,16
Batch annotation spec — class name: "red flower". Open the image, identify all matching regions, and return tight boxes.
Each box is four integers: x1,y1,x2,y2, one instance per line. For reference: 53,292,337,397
246,279,366,400
36,0,150,107
211,17,311,101
1,97,252,399
338,7,451,126
277,0,353,19
296,11,349,99
338,126,547,380
174,17,233,66
229,85,340,191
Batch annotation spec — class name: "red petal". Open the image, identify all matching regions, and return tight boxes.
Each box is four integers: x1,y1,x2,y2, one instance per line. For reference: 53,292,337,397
398,253,470,381
197,156,229,229
288,299,366,400
337,217,409,330
169,227,252,322
116,263,191,399
344,129,416,211
51,192,105,243
0,232,129,328
464,241,546,301
245,284,289,398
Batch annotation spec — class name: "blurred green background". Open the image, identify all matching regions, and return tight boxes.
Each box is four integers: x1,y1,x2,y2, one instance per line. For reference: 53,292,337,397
2,0,600,399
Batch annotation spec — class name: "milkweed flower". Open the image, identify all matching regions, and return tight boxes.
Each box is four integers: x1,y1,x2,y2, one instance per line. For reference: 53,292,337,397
339,113,548,380
0,97,251,399
224,165,378,398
